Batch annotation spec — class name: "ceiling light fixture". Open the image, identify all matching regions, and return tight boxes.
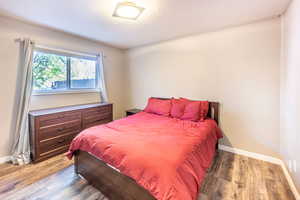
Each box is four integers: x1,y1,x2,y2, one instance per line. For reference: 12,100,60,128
113,1,145,20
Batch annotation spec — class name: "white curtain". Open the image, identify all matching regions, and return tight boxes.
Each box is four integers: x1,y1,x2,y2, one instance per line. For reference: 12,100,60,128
11,39,35,165
97,53,108,102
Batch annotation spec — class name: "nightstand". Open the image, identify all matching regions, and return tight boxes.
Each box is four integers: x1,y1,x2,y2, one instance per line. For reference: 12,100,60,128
126,108,142,116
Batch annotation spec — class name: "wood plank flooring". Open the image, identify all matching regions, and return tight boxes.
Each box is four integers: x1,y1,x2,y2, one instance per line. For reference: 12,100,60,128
0,151,295,200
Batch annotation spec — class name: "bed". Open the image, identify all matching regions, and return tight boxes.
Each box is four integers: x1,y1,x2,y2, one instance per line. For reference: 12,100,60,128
67,100,221,200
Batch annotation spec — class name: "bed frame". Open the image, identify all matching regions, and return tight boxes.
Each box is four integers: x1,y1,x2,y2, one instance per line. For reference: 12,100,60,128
74,101,219,200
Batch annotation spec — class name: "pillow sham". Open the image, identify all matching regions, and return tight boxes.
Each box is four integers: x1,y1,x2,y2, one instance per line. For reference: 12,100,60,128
180,100,201,121
198,100,209,121
144,98,172,116
170,98,186,118
180,98,209,121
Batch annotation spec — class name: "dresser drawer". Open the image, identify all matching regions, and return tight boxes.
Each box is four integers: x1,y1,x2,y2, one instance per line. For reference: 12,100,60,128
39,133,77,156
38,119,81,141
82,105,112,118
83,118,112,129
83,112,112,123
37,145,70,162
38,111,81,128
83,112,112,129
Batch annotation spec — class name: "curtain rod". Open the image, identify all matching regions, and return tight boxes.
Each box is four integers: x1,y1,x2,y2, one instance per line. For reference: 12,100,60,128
14,38,106,58
14,38,34,44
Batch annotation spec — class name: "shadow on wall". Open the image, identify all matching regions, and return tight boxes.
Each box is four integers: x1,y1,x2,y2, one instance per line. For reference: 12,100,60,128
218,108,280,158
219,134,232,148
217,108,234,150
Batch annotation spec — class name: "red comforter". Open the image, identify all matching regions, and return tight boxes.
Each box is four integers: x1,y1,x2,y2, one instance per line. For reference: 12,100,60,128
67,112,222,200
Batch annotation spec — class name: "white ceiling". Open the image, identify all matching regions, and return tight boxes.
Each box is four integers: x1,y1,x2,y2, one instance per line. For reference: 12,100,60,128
0,0,291,49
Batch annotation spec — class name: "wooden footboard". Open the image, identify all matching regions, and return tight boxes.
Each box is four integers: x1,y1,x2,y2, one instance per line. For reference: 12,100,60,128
74,150,156,200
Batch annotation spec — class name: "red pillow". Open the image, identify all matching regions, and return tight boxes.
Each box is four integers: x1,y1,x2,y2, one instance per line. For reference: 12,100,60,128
144,98,172,116
180,100,201,121
198,101,209,121
180,98,209,121
170,98,186,118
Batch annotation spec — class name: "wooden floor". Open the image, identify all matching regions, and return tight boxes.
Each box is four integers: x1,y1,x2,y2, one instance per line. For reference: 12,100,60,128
0,151,295,200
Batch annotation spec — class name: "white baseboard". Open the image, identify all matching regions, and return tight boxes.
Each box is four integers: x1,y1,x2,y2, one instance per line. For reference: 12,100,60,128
218,144,282,164
0,156,11,164
280,161,300,200
219,144,300,200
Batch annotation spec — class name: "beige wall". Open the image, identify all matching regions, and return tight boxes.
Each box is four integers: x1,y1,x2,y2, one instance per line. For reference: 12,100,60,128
0,16,126,157
281,0,300,191
125,18,281,158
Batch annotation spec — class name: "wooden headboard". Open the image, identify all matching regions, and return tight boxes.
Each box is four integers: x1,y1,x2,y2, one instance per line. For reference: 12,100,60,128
207,102,219,125
154,97,220,124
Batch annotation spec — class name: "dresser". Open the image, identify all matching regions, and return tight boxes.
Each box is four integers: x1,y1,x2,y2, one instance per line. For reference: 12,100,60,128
29,103,113,163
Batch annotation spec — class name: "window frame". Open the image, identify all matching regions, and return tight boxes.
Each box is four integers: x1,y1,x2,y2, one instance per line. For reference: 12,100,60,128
32,47,101,96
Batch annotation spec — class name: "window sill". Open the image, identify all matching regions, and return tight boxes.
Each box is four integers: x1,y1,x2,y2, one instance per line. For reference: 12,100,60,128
32,89,100,96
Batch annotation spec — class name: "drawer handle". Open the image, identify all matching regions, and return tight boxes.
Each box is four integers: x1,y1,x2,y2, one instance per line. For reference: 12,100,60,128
91,119,103,123
57,127,64,132
91,116,109,123
57,139,65,143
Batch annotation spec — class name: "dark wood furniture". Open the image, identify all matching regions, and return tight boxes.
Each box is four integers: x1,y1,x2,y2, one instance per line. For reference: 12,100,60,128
126,108,142,116
74,99,219,200
29,102,113,163
75,150,155,200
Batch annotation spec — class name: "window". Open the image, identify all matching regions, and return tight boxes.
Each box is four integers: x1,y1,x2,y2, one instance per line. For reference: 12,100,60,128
32,48,100,94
